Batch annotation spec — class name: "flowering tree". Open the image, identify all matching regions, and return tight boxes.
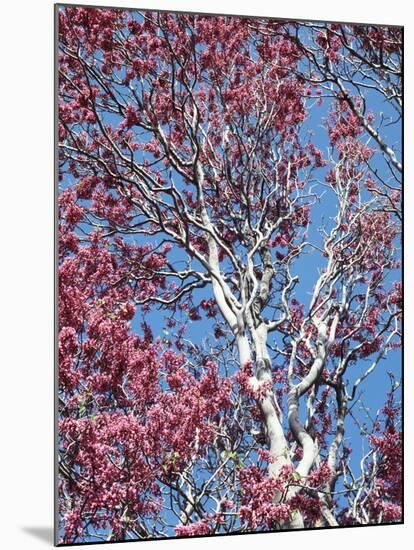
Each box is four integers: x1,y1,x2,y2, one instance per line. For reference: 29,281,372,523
57,6,402,544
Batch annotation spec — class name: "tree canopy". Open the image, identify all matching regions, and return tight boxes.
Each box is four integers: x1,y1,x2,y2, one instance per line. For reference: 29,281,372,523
57,6,402,544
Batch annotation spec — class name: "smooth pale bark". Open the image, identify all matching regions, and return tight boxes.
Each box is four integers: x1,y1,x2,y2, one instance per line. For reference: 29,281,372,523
237,327,305,529
196,159,307,528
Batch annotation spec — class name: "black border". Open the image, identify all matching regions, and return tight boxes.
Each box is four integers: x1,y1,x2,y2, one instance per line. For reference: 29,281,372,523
54,3,404,546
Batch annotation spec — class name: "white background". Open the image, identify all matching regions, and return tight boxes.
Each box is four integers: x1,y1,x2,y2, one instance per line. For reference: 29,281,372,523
0,0,411,548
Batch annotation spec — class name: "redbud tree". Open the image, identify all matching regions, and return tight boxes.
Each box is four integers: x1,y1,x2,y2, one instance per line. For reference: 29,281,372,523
57,6,402,544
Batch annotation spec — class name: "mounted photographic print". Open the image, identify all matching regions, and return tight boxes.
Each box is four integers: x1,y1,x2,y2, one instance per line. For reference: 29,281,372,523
56,3,403,545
